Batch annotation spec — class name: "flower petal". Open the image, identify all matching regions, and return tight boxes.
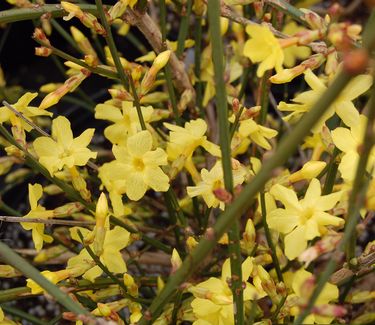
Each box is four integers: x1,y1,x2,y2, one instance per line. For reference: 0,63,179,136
52,116,73,148
127,130,152,157
126,171,147,201
285,226,307,259
268,209,299,234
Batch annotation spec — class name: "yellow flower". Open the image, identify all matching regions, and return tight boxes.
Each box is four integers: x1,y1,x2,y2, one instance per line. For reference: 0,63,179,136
95,101,154,145
278,69,372,130
287,269,339,324
26,270,71,294
243,25,284,77
111,130,170,201
188,257,266,325
268,178,344,260
33,116,97,176
164,118,220,160
331,114,375,182
21,183,54,251
187,160,247,210
67,226,130,282
233,116,278,150
0,92,52,130
282,21,311,68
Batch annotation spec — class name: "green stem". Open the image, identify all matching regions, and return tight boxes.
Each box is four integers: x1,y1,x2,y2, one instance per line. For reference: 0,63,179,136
0,242,91,317
194,15,204,116
207,1,244,324
260,192,283,282
159,0,181,125
76,230,149,305
176,0,193,58
0,4,98,24
138,67,354,325
95,0,146,130
0,304,46,325
322,147,340,195
34,39,119,80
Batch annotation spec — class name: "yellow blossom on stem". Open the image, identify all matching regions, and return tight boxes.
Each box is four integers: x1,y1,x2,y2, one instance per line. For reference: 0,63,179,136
278,69,372,130
33,116,97,176
67,226,130,282
0,92,52,131
26,270,71,294
331,114,375,182
268,178,344,260
187,160,247,210
21,183,54,251
95,101,154,145
111,130,170,201
243,25,284,77
287,269,340,324
188,257,266,325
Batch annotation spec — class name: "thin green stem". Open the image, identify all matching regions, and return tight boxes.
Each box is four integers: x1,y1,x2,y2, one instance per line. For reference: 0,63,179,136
207,1,243,324
264,0,305,24
159,0,181,124
0,242,91,317
322,147,340,195
95,0,146,129
0,304,46,325
176,0,192,58
138,67,354,325
34,38,119,79
194,15,204,116
76,230,149,305
260,192,283,282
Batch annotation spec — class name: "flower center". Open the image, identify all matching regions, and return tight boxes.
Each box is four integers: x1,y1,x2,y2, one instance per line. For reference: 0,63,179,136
301,207,314,224
133,157,145,171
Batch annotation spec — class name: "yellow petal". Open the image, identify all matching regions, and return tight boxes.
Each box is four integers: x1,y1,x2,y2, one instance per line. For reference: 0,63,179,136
126,172,147,200
285,226,307,259
144,167,170,192
270,184,300,211
127,130,152,157
331,127,356,153
268,209,299,234
52,116,73,148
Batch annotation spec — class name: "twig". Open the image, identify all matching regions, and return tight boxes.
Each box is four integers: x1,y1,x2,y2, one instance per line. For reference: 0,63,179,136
0,215,95,226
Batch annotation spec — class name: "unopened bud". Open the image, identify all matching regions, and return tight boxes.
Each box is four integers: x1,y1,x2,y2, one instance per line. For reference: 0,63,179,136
232,98,240,113
177,89,193,113
69,166,91,202
343,48,369,75
96,193,108,227
171,248,182,273
34,245,67,263
220,17,229,36
61,1,106,35
301,9,327,30
108,0,129,20
123,273,138,296
96,303,112,317
241,218,256,254
108,88,134,101
186,236,198,252
312,304,347,317
4,168,29,183
289,161,326,183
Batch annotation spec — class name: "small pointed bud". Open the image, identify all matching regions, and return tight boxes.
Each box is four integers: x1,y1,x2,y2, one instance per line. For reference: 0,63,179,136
69,166,91,202
43,184,63,195
131,65,143,82
186,236,198,252
242,218,256,254
301,9,327,30
193,0,205,16
157,276,165,294
96,193,108,227
220,17,229,35
108,0,129,20
289,161,326,183
171,248,182,273
153,50,171,71
4,168,29,183
232,98,240,113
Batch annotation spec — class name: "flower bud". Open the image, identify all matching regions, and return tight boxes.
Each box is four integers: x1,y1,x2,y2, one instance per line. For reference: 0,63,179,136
61,1,106,35
241,218,256,254
53,202,85,217
301,9,327,30
96,303,112,317
289,161,326,183
4,168,29,183
108,0,129,20
171,248,182,274
343,49,369,75
186,236,198,252
177,89,194,113
40,83,63,93
96,193,109,227
32,28,51,46
70,26,98,62
157,276,165,294
108,88,134,101
312,304,347,317
33,245,67,263
124,273,138,296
